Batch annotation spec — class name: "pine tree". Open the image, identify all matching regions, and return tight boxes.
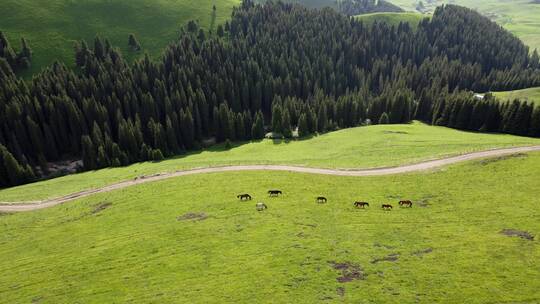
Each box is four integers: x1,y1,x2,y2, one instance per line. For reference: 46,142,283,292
282,109,292,138
297,113,309,137
81,135,96,170
271,102,283,135
251,111,265,139
378,112,389,124
529,107,540,137
128,34,141,51
317,105,328,133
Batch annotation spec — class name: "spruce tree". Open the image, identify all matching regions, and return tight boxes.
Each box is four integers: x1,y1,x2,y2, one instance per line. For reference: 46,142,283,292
378,112,389,124
251,111,265,139
297,113,309,137
128,34,141,51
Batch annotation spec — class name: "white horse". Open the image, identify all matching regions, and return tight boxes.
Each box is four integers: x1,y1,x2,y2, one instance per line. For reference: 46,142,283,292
256,202,268,211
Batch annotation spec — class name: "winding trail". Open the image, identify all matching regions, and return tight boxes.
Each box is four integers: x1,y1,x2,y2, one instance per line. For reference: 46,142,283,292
2,145,540,212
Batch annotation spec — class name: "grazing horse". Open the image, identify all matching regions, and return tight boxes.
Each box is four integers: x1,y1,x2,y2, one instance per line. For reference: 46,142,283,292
317,196,327,203
237,194,252,201
268,190,283,197
399,200,413,208
382,204,393,210
256,202,268,211
354,201,369,208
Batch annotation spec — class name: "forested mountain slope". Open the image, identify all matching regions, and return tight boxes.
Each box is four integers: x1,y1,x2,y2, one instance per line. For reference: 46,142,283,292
1,1,539,187
0,0,240,77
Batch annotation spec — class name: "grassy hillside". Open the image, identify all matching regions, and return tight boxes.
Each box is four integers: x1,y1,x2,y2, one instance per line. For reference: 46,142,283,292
355,12,427,30
1,122,540,202
492,87,540,106
1,150,539,302
391,0,540,51
0,0,240,77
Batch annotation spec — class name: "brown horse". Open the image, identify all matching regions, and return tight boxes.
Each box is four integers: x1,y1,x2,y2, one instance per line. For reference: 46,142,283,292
317,196,327,203
382,204,393,210
237,194,252,201
268,190,283,197
399,200,413,208
354,201,369,208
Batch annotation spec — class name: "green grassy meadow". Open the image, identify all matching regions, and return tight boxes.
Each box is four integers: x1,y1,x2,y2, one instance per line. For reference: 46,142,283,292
355,12,427,30
0,0,240,77
391,0,540,52
492,87,540,106
2,122,540,202
0,150,539,303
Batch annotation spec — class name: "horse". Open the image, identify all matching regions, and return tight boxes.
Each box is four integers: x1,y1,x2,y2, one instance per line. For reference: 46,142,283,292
354,201,369,208
399,200,413,208
317,196,327,203
256,202,268,211
237,194,252,201
382,204,393,210
268,190,283,197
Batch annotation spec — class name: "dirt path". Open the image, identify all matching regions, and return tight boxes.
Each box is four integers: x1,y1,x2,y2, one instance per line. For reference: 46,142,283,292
2,145,540,212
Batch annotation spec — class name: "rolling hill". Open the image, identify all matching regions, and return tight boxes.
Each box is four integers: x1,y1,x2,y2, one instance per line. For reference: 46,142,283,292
1,144,538,303
0,0,240,77
492,87,540,106
391,0,540,52
355,11,426,29
2,122,540,202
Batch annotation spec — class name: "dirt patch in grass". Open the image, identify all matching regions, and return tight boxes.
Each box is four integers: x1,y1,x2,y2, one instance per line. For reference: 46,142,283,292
328,261,366,283
177,212,208,221
477,153,527,166
500,229,534,241
371,253,400,264
92,202,112,214
294,222,317,228
336,287,345,297
412,248,433,257
374,243,395,249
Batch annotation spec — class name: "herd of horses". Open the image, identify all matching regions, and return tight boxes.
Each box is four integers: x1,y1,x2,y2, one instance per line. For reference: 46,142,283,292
237,191,413,211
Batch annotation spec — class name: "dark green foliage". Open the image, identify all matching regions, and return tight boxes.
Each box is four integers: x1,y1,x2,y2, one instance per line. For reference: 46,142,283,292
378,112,389,124
128,34,141,51
297,114,309,137
251,111,265,139
0,31,32,71
0,144,34,186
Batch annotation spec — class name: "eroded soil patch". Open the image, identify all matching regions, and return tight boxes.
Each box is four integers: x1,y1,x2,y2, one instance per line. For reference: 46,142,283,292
92,201,112,214
371,253,400,264
500,229,534,241
328,261,366,282
177,212,208,221
412,248,433,257
477,153,527,166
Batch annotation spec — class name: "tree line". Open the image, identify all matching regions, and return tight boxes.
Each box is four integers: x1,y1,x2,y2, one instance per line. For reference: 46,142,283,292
1,1,540,187
0,31,32,71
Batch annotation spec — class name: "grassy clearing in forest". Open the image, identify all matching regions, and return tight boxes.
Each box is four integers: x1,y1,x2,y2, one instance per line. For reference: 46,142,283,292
492,87,540,106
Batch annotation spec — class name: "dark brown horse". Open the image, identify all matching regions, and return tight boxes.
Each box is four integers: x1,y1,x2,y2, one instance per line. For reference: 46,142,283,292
354,201,369,208
268,190,282,197
237,194,252,201
399,200,413,208
317,196,327,203
382,204,393,210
